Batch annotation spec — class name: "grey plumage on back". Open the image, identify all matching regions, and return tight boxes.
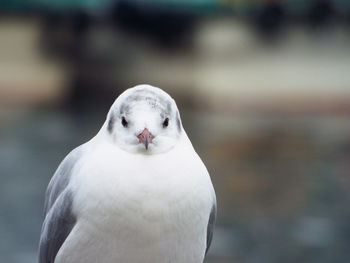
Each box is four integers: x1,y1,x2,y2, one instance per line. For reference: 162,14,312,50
39,190,76,263
39,146,83,263
206,202,217,254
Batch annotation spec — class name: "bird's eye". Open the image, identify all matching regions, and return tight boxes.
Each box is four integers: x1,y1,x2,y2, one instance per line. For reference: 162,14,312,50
121,117,128,127
163,118,169,128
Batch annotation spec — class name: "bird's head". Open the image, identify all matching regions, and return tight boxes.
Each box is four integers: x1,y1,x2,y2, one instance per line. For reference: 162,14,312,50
105,84,183,154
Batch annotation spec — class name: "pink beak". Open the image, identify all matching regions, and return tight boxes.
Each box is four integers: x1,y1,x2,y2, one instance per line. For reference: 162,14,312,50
137,128,154,150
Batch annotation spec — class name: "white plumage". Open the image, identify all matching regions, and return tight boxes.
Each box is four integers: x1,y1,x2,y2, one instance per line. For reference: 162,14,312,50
39,84,216,263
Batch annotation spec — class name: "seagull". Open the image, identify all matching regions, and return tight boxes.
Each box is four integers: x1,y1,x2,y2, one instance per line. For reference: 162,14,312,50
39,84,216,263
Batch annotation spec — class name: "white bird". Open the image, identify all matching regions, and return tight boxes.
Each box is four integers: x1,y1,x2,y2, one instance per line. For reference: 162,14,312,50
39,84,216,263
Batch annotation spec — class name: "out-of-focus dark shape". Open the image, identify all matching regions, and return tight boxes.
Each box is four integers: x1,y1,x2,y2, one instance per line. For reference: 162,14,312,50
111,0,198,48
40,11,91,58
254,1,286,39
307,0,334,27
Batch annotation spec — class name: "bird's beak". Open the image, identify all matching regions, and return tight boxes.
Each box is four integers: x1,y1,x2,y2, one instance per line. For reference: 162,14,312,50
137,128,154,150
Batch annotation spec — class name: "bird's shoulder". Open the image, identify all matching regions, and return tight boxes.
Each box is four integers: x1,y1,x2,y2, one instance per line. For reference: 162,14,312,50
39,142,90,263
44,143,88,215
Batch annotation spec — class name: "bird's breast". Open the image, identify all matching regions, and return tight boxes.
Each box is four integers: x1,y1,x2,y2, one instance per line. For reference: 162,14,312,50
71,144,213,233
59,144,214,263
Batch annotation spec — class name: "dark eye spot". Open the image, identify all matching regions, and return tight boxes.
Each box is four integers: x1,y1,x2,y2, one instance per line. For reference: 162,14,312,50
163,118,169,128
121,117,128,127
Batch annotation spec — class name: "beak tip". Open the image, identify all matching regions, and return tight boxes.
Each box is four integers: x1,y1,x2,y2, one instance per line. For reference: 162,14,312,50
137,128,154,150
144,138,149,150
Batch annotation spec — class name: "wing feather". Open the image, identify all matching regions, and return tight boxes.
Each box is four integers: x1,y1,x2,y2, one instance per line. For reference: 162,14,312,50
39,146,84,263
205,202,217,254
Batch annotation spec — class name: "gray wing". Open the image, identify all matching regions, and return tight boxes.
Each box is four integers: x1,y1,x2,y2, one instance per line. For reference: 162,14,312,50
205,202,217,255
39,189,76,263
39,146,84,263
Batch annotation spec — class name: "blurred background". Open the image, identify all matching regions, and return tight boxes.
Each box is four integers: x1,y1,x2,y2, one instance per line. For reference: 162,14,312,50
1,0,350,262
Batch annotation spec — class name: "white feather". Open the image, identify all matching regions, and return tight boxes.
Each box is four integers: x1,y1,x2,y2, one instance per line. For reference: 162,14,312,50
54,85,216,263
